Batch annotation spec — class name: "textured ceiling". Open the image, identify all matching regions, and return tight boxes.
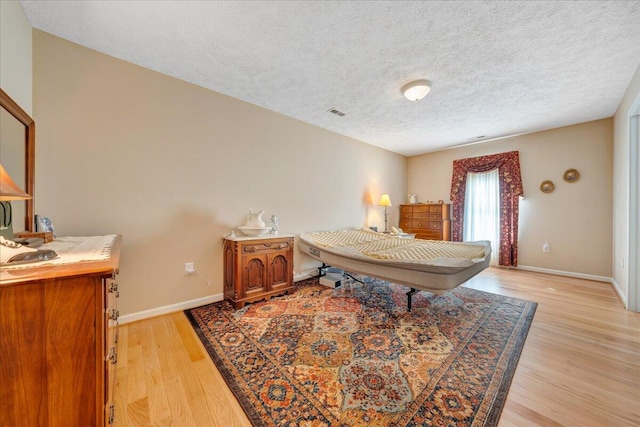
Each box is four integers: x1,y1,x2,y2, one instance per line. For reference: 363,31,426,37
19,1,640,156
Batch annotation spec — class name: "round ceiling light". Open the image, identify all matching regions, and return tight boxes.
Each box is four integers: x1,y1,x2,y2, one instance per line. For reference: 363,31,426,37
401,79,432,101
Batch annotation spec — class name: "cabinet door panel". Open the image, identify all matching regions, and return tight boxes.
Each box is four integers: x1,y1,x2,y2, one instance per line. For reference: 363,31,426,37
243,255,268,295
269,252,290,289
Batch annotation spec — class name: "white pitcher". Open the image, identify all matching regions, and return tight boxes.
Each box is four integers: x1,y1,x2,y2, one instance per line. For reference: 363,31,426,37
246,209,266,227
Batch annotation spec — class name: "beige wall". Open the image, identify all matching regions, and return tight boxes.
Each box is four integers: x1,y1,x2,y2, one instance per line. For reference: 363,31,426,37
32,30,407,316
0,0,31,237
408,119,613,277
0,0,32,114
613,61,640,306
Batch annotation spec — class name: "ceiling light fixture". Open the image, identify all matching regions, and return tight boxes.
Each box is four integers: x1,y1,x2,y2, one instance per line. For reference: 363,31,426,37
401,79,432,101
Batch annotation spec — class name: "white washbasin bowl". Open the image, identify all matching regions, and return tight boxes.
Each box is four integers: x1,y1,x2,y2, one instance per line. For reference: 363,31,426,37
237,226,272,236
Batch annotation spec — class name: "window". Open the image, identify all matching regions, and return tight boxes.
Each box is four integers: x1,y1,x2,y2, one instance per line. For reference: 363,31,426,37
463,170,499,265
450,151,523,266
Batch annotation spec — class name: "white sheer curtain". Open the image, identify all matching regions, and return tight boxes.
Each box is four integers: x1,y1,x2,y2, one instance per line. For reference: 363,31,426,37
463,169,499,265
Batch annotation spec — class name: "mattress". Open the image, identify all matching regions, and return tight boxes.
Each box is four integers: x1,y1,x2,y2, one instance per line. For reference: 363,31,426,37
298,229,491,295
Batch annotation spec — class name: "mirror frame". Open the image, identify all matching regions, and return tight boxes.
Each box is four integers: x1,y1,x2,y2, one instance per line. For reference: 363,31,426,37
0,88,35,231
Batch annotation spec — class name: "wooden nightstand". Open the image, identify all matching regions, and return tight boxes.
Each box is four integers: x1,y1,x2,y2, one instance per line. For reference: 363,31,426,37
223,233,294,309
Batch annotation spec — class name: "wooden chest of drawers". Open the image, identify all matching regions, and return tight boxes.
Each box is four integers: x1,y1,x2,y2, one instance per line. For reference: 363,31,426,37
223,234,294,309
399,204,451,241
0,235,121,427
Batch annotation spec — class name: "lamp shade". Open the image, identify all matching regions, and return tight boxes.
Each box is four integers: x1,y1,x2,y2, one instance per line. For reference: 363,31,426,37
0,163,31,201
379,193,392,207
401,79,432,101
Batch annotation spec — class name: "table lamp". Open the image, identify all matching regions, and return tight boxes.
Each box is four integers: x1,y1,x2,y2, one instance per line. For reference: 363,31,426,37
379,193,392,233
0,163,31,238
0,163,31,201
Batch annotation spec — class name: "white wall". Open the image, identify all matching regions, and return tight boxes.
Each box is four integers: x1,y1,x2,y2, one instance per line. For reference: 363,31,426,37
408,119,613,278
613,61,640,308
33,30,407,316
0,0,32,114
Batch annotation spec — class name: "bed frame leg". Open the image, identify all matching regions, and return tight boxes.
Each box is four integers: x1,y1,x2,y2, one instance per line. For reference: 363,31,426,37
406,288,418,311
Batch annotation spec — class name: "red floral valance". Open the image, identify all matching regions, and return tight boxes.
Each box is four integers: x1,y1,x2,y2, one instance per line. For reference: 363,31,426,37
450,151,523,266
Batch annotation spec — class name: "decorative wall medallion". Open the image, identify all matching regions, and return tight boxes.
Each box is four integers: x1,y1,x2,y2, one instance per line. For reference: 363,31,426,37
563,168,580,182
540,180,555,193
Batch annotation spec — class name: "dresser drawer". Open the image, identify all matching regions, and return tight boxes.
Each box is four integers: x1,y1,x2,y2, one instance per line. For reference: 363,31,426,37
411,220,429,229
417,230,443,240
242,240,290,253
428,221,442,230
399,219,413,229
400,206,413,214
413,205,428,214
429,205,442,213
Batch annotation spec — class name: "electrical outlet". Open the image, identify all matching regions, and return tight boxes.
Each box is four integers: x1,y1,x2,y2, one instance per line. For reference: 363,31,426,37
542,243,550,253
185,262,195,275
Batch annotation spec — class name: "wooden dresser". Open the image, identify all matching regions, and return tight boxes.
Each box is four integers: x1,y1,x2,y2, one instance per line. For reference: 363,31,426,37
399,203,451,241
0,235,121,427
223,234,294,309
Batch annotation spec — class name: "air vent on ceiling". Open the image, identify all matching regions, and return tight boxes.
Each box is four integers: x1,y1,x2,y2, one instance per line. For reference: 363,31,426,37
327,108,346,117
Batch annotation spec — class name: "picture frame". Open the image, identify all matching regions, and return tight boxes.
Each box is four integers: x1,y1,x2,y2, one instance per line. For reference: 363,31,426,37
35,215,55,235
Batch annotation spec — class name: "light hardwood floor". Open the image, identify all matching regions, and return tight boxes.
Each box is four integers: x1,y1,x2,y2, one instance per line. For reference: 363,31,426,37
114,268,640,426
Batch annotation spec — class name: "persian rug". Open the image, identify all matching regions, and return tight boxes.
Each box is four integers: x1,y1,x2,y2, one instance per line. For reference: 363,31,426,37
185,276,537,427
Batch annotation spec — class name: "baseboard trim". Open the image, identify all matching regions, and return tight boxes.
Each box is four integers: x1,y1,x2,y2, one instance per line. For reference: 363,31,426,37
294,272,315,282
121,274,316,324
610,277,628,308
119,293,224,325
516,265,612,284
516,265,631,306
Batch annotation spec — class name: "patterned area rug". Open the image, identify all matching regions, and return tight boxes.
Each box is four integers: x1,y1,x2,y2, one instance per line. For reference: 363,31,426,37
185,276,537,426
